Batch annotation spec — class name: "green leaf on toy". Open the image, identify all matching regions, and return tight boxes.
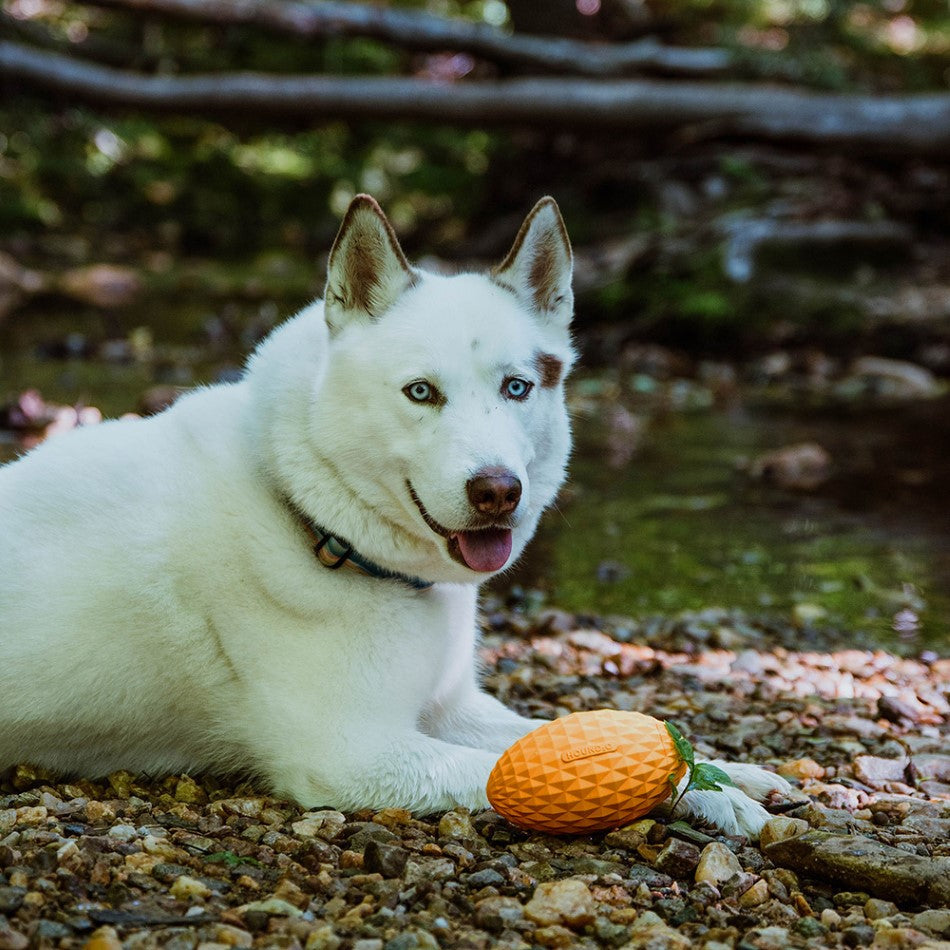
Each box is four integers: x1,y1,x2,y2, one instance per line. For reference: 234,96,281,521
689,762,737,792
663,720,737,819
664,720,694,770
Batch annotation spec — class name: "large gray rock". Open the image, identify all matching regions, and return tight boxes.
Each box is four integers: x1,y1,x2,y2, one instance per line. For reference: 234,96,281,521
763,830,950,906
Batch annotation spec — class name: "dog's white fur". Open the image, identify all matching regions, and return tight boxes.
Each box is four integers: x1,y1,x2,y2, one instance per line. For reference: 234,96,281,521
0,196,786,835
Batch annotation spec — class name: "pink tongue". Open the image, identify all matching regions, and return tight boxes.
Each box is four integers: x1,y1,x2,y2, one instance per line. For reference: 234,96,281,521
455,528,513,572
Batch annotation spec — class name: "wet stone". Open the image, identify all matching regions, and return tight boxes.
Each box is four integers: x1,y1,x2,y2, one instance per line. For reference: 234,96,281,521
161,931,197,950
438,809,478,842
83,926,123,950
173,776,206,804
737,878,770,907
796,917,828,938
0,888,26,914
695,842,742,886
624,911,691,949
473,895,524,932
305,926,342,950
864,898,898,920
152,862,193,883
382,930,439,950
524,879,596,929
604,820,655,851
291,810,346,841
842,924,876,947
465,868,505,888
403,857,455,885
758,816,808,848
912,909,950,938
346,824,398,851
356,839,407,879
32,920,73,941
592,917,630,947
532,924,575,947
0,925,28,950
835,892,872,907
741,926,791,950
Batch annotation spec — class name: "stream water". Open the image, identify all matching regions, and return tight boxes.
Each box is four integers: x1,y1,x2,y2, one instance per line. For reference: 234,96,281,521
2,307,948,655
506,397,950,654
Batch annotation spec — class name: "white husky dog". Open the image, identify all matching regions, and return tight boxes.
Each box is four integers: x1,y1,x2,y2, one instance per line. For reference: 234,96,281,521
0,195,785,834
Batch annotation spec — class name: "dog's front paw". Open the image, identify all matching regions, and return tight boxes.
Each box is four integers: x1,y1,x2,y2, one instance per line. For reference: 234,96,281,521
677,760,791,839
708,759,792,802
678,785,771,838
489,717,549,751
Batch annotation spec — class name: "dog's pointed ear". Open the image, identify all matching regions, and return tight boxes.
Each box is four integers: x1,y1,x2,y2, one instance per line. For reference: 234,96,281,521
324,194,417,330
491,196,573,326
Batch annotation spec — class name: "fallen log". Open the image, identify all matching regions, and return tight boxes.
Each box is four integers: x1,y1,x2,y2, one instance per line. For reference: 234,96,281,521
3,42,950,155
83,0,730,78
719,218,913,283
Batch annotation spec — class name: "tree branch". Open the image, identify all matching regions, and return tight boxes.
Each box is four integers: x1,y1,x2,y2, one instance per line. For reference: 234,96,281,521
81,0,732,78
3,42,949,154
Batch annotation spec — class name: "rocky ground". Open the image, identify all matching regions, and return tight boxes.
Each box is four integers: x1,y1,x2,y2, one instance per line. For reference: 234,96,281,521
1,605,948,950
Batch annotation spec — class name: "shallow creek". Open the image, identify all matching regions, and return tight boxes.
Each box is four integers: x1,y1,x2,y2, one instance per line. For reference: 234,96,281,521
2,311,948,654
507,396,950,654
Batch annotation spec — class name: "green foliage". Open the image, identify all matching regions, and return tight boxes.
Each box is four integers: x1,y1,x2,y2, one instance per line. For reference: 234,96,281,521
0,98,503,257
0,0,512,255
664,721,737,820
655,0,950,90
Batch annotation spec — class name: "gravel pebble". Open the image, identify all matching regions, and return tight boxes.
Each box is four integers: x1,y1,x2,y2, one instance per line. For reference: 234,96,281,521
760,815,810,847
695,841,742,885
291,810,346,840
362,839,409,878
169,874,213,900
0,605,946,949
0,889,25,914
654,837,702,877
524,879,596,928
0,924,28,950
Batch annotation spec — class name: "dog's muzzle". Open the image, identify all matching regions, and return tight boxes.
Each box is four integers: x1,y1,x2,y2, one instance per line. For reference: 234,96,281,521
408,480,515,573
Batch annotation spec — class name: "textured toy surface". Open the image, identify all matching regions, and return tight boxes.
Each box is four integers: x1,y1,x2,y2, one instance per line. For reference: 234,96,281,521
487,709,686,835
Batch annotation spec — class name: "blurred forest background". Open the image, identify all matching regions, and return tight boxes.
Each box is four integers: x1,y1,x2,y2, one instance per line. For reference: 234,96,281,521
1,0,949,353
1,0,949,642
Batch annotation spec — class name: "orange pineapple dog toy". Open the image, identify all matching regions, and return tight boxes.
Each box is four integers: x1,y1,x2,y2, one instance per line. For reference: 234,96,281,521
487,710,687,835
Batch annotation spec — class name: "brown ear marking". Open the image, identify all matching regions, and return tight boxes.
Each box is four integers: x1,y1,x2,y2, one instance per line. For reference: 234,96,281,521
529,233,562,312
535,352,564,388
328,193,413,277
327,194,417,317
491,196,571,278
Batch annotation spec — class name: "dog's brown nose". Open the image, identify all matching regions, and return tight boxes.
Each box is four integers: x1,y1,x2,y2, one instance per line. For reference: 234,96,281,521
467,468,522,518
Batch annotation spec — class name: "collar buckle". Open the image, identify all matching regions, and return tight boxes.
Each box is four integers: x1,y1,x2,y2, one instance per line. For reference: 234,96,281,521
289,499,434,592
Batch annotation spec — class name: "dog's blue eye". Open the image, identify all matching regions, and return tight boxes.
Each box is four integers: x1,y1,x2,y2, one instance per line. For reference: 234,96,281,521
404,381,436,403
502,377,533,401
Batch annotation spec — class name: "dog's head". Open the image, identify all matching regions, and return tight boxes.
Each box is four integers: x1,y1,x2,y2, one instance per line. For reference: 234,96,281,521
312,194,575,583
